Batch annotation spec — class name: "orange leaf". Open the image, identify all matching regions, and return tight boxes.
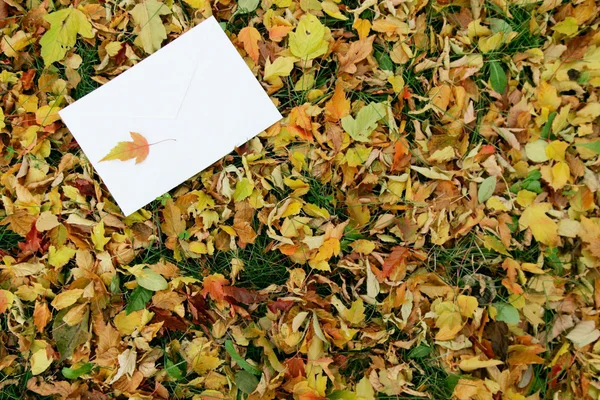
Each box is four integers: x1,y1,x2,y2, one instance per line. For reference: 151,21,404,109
325,82,350,122
33,301,51,333
201,273,230,302
238,26,262,63
99,132,150,164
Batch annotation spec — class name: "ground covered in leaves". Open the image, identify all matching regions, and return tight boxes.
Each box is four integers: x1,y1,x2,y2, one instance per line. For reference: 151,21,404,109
1,0,600,398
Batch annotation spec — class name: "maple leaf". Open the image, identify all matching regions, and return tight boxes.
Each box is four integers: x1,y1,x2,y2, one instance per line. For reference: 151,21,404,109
99,132,150,164
40,7,94,65
129,0,171,54
201,273,230,302
518,203,559,247
238,26,262,63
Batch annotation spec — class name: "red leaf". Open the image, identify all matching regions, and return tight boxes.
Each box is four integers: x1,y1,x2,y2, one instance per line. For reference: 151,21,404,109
268,299,294,313
382,246,409,278
223,286,265,305
18,223,43,255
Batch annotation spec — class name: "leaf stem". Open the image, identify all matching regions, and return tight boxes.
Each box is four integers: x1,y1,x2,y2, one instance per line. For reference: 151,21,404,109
148,138,177,147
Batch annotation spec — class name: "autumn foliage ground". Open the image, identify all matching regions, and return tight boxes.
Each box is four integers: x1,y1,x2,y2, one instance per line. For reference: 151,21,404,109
1,0,600,399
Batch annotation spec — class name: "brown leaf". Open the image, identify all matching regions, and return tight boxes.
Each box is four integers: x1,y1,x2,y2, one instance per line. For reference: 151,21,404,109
338,36,375,74
161,199,185,238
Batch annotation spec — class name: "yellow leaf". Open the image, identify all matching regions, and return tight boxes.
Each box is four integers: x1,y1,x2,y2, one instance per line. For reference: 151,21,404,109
18,94,38,113
353,18,371,40
356,375,375,400
550,161,570,190
0,290,15,314
99,132,150,164
537,81,561,112
525,139,549,163
459,355,503,371
345,145,372,167
105,41,123,56
130,0,171,54
35,105,61,126
519,203,559,247
350,239,375,255
183,0,206,9
91,221,110,251
545,140,569,161
516,190,536,207
40,7,93,65
322,0,348,20
289,14,328,60
344,298,366,324
193,355,223,374
31,347,53,375
457,295,478,318
553,17,578,36
434,301,463,340
479,32,504,53
264,56,295,83
48,245,77,268
388,75,405,94
238,26,262,63
51,288,84,310
114,309,154,335
1,31,34,58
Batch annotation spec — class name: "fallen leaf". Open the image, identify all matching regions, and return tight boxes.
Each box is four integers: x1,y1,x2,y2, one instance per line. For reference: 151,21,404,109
129,0,171,54
100,132,150,164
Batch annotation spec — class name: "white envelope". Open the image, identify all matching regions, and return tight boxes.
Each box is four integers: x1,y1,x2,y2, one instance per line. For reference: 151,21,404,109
59,16,282,216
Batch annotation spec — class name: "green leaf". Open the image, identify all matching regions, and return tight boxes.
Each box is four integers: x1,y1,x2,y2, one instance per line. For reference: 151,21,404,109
237,0,259,13
541,112,557,139
40,7,94,65
53,307,91,361
478,176,497,203
488,18,512,34
225,339,262,376
233,177,255,202
62,363,94,379
576,141,600,155
493,302,520,324
489,61,507,94
135,268,168,291
341,103,386,142
165,358,183,380
110,274,121,294
289,14,328,60
408,345,431,359
235,370,259,394
126,286,153,314
375,50,394,71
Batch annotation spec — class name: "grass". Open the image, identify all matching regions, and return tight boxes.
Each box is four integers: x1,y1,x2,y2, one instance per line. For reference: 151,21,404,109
71,42,101,100
0,224,21,253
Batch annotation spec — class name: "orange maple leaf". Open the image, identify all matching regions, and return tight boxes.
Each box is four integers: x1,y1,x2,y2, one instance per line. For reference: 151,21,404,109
201,273,230,302
99,132,150,164
238,26,262,63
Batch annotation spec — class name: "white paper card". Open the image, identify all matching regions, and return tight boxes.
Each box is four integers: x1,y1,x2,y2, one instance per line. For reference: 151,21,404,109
59,16,282,216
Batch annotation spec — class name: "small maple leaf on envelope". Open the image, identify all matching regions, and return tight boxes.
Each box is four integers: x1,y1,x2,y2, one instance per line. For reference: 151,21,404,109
100,132,150,164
